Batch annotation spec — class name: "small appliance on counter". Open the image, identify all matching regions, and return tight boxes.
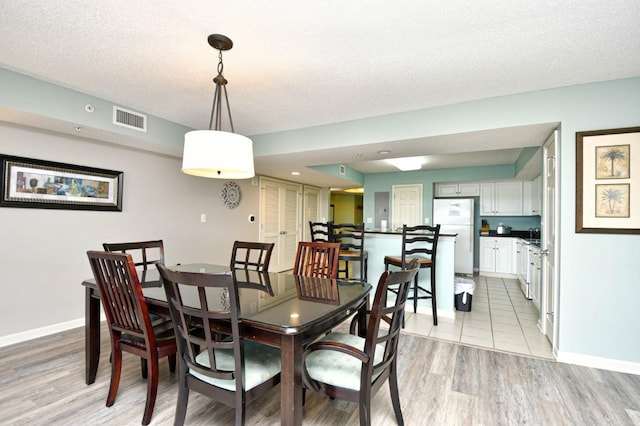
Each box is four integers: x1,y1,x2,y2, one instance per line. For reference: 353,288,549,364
496,224,512,235
480,220,490,235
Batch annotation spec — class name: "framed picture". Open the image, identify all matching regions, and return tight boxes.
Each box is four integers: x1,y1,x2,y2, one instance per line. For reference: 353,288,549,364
0,154,123,211
576,126,640,233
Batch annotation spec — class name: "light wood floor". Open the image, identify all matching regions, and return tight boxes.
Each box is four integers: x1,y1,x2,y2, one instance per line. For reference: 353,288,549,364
1,324,639,425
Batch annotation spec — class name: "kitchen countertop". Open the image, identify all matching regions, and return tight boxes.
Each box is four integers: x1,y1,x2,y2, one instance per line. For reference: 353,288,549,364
480,230,541,247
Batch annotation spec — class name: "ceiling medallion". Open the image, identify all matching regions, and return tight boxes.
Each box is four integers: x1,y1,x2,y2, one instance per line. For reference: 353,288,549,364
221,181,242,209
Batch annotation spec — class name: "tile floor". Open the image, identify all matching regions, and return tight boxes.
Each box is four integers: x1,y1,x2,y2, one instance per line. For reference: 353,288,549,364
401,275,555,360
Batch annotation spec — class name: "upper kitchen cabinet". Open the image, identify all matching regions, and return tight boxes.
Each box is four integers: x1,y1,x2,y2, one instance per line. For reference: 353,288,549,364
522,175,542,216
435,182,480,197
480,181,523,216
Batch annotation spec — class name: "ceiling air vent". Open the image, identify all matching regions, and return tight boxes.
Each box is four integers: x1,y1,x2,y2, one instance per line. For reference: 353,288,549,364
113,106,147,132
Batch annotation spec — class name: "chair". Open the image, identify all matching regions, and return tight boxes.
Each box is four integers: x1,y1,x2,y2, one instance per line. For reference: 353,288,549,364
331,222,368,282
229,241,274,272
383,224,441,325
309,221,332,242
294,241,340,278
86,251,177,426
103,239,169,376
301,261,420,426
102,240,165,270
157,264,281,426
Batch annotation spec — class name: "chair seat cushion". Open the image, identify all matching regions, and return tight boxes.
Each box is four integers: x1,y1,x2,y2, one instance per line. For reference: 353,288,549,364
304,332,384,391
191,340,281,392
384,255,431,267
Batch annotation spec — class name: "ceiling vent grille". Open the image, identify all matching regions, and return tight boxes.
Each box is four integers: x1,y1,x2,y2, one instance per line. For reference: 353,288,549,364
113,106,147,132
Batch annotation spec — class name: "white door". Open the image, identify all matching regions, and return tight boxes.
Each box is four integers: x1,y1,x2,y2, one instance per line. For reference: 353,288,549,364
259,177,301,272
542,131,558,348
391,184,423,230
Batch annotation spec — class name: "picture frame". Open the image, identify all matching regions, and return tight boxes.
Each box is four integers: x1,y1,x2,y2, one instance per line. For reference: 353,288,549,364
0,154,123,211
576,126,640,233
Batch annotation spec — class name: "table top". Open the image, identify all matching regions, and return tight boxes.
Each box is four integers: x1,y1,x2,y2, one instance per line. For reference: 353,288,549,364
83,263,371,334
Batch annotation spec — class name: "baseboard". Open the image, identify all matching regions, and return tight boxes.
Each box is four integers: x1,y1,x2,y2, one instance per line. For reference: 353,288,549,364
414,306,456,320
0,318,85,348
557,350,640,376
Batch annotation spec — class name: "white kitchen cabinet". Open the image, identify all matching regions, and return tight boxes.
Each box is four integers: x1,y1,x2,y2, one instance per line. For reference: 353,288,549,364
435,182,480,197
479,236,516,275
523,175,542,216
480,181,523,216
529,246,542,309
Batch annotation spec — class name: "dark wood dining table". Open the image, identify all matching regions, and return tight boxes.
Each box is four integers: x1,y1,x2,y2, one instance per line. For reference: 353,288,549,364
82,263,371,426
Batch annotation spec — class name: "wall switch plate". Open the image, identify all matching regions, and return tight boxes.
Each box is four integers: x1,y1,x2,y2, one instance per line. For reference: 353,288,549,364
367,217,373,223
425,217,429,224
200,213,207,223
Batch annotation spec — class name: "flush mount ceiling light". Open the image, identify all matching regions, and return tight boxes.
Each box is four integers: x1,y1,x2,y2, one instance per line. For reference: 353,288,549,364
387,156,425,171
182,34,255,179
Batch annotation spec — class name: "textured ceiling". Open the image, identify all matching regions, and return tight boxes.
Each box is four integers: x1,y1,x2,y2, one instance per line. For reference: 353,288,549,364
1,1,639,185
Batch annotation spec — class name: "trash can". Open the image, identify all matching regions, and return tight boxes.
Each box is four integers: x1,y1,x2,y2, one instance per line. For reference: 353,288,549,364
454,278,476,311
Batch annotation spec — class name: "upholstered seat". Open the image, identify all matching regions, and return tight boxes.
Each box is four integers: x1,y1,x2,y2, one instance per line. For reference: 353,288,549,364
301,261,420,426
190,340,281,392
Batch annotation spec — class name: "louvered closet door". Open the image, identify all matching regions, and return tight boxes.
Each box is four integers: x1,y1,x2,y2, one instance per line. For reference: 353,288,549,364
260,177,302,272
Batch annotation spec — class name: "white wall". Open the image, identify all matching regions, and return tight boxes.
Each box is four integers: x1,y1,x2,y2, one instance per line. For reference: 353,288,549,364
0,123,261,340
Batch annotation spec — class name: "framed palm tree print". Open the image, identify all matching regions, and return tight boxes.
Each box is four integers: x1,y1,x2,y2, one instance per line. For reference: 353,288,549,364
576,126,640,233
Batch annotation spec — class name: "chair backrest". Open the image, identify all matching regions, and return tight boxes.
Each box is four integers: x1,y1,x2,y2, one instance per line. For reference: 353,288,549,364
309,221,332,242
365,259,420,381
330,222,365,252
230,241,274,271
102,240,165,271
400,224,441,268
293,241,340,278
157,263,243,390
87,251,156,346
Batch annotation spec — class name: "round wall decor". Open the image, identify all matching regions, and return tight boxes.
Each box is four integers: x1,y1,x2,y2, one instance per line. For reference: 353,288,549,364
221,181,242,209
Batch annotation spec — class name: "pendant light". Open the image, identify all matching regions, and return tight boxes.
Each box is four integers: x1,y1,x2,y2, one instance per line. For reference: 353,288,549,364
182,34,255,179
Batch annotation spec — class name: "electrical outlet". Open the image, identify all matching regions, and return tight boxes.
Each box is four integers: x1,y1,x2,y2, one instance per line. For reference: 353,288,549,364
367,217,373,223
425,217,429,224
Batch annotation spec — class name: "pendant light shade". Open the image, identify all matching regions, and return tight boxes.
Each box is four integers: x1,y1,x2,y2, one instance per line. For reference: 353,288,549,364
182,34,255,179
182,130,254,179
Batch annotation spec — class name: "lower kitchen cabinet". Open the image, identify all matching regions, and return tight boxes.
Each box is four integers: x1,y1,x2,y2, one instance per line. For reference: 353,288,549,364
479,237,516,275
529,246,542,309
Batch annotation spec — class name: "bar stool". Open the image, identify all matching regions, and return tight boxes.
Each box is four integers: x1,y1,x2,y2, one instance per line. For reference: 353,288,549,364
331,222,368,282
383,224,440,325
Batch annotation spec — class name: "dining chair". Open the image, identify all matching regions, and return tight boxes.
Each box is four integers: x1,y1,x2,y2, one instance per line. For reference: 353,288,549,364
309,221,332,242
294,241,340,278
157,264,281,426
331,222,368,282
86,251,177,426
301,260,420,426
229,241,274,271
383,224,441,325
103,239,170,377
102,240,165,271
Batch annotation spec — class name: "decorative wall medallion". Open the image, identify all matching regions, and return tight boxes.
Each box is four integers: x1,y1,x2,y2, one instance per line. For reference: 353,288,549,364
221,181,242,209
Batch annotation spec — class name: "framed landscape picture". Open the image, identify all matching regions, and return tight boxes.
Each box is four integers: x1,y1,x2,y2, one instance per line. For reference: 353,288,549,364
0,154,123,211
576,126,640,233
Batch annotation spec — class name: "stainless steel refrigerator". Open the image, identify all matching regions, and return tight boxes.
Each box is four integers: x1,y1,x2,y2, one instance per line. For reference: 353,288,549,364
433,198,474,275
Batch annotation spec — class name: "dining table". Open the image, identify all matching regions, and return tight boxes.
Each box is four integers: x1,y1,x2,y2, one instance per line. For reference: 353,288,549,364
82,263,371,426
